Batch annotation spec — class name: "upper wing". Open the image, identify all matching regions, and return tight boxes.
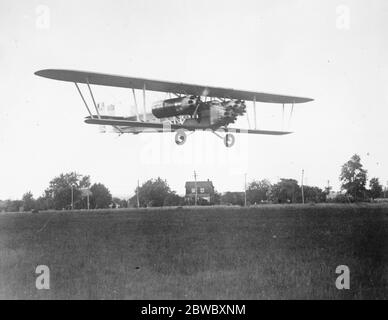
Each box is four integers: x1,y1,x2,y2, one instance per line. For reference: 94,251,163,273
84,117,291,135
35,69,313,104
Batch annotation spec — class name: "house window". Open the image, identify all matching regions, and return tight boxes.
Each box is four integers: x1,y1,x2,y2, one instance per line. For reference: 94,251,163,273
200,188,205,193
191,188,195,194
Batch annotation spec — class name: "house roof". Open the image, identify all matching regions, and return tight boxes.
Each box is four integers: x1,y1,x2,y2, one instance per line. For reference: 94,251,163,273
185,180,214,189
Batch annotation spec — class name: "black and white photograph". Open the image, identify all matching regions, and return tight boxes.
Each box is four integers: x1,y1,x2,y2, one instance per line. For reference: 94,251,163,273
0,0,387,305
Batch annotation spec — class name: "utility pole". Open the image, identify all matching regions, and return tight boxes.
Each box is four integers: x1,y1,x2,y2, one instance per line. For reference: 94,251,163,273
136,179,140,208
244,173,247,207
385,181,388,198
327,180,331,193
71,185,74,210
194,171,198,206
301,169,305,204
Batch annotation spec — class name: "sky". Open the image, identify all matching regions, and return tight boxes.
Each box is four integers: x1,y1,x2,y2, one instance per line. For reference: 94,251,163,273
1,0,388,199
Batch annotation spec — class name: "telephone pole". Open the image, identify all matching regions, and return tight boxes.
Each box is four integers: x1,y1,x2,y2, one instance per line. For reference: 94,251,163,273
301,169,305,204
194,171,198,206
136,179,140,208
385,181,388,198
244,173,247,207
71,185,74,210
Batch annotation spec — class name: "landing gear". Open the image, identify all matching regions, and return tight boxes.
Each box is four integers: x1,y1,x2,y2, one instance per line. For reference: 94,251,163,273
211,130,236,148
175,129,187,145
223,133,235,148
175,129,235,148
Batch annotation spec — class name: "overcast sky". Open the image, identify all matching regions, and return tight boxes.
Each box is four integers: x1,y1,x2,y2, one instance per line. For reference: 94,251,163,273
1,0,388,199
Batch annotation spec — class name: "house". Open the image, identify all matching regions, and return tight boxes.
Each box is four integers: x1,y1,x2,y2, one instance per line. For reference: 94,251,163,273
185,179,215,204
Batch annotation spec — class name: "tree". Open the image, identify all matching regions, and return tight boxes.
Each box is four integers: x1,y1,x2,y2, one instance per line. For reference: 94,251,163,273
324,184,332,196
340,154,367,200
302,186,326,203
130,178,172,207
163,192,184,206
268,179,300,203
247,179,271,204
112,197,128,208
35,195,53,211
22,191,35,211
90,183,112,209
211,190,221,205
4,200,24,212
0,200,6,212
369,177,383,200
45,172,91,209
221,192,245,206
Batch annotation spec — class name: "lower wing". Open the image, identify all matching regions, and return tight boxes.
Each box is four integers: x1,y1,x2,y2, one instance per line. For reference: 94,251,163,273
85,117,291,135
219,128,291,135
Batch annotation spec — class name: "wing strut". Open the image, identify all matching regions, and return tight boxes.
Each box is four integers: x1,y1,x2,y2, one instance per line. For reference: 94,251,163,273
86,78,101,119
246,106,251,129
74,83,93,117
288,103,294,127
131,88,140,121
253,96,257,129
142,83,147,122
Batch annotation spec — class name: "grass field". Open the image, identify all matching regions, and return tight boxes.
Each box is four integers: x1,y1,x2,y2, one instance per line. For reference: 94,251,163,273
0,204,387,299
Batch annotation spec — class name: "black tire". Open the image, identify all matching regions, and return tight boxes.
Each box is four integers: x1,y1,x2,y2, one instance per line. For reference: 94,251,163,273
175,130,187,145
224,133,235,147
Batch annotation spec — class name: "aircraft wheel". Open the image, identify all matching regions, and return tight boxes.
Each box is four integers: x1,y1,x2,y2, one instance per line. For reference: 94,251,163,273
224,133,235,148
175,130,187,146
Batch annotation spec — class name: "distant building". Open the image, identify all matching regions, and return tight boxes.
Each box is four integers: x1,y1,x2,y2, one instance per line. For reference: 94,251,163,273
185,179,215,204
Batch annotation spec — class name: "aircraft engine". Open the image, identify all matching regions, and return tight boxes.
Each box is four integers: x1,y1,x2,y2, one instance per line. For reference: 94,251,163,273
209,99,246,127
152,96,198,119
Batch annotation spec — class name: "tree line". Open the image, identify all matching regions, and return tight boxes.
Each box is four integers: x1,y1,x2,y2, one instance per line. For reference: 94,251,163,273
0,154,386,212
125,154,386,206
0,172,115,212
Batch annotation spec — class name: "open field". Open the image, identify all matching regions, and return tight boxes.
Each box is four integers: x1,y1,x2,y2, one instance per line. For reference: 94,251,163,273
0,204,387,299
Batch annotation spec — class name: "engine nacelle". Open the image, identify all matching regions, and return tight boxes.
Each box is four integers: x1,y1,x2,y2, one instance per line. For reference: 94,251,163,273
152,96,198,119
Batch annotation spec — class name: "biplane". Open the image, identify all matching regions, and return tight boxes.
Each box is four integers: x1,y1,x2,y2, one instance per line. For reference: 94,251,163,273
35,69,313,147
